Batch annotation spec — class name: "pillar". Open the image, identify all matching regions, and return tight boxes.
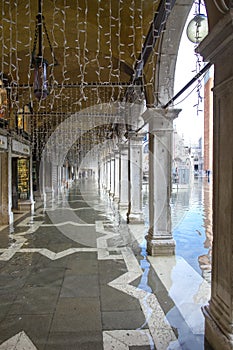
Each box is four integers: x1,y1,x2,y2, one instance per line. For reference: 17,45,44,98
119,143,129,208
142,108,180,255
110,153,115,196
114,149,120,202
197,10,233,350
127,131,145,224
101,156,107,190
106,154,111,193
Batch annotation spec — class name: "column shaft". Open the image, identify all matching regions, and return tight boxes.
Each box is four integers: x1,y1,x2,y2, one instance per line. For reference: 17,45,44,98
114,150,120,201
119,144,129,208
127,131,145,223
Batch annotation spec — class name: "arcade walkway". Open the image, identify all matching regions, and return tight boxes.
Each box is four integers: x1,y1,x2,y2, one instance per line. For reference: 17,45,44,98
0,179,212,350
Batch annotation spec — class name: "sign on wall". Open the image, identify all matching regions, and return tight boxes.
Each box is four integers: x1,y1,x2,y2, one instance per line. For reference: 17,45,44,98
0,134,7,150
12,140,30,156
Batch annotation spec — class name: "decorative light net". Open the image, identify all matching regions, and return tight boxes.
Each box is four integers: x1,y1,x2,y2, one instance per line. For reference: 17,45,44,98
0,0,172,162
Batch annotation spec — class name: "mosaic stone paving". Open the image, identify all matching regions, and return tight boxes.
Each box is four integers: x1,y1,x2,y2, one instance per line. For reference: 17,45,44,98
0,180,212,350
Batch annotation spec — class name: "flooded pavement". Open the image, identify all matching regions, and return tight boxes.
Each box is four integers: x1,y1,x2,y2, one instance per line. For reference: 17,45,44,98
0,178,213,349
143,176,213,283
171,177,212,283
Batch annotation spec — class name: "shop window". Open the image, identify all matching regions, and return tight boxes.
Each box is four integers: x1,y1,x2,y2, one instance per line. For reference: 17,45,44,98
0,79,8,119
18,159,30,200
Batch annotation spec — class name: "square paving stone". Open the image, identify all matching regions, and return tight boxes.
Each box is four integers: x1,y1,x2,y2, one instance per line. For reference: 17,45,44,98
26,266,66,287
66,254,98,275
45,331,103,350
100,285,142,312
98,260,127,285
50,297,102,332
60,274,100,298
8,285,60,315
0,294,17,321
102,310,147,330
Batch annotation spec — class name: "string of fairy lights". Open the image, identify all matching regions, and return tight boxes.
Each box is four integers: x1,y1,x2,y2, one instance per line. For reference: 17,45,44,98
0,0,173,162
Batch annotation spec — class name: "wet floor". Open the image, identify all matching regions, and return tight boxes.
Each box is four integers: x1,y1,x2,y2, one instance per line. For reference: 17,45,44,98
143,176,213,283
0,178,213,349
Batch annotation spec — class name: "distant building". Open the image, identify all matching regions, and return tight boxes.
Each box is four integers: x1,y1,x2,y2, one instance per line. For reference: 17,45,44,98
190,139,203,176
173,129,192,187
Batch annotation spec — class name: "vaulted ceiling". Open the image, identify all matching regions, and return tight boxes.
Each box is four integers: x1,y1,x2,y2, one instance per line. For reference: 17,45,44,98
0,0,165,114
0,0,221,163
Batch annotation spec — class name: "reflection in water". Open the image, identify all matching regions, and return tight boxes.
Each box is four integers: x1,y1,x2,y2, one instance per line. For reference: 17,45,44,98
143,176,213,283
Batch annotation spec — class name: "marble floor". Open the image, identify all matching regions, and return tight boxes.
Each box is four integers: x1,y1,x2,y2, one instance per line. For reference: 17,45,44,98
0,179,212,350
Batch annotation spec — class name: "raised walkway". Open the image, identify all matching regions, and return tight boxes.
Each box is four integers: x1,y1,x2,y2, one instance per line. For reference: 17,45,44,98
0,179,211,350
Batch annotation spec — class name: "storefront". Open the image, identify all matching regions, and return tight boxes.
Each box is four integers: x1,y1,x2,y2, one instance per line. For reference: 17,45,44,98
11,138,33,212
0,131,9,225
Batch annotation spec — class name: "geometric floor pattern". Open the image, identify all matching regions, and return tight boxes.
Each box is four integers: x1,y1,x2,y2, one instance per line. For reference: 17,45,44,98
0,179,211,349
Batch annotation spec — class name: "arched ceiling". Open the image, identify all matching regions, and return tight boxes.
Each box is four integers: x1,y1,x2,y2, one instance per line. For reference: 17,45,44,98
0,0,170,161
0,0,163,112
0,0,227,164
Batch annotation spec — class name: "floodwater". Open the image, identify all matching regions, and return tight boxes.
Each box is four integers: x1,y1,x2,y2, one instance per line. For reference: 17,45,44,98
143,175,213,284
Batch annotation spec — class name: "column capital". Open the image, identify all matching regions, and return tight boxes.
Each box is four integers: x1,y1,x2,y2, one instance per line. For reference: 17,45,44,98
142,108,181,134
118,142,128,152
197,10,233,63
127,130,147,142
113,148,119,156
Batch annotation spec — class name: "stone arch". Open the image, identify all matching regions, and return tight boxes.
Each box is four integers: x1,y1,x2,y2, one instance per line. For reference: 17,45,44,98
154,0,193,107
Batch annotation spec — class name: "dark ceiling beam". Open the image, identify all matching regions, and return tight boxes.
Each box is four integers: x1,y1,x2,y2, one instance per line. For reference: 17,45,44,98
134,0,176,80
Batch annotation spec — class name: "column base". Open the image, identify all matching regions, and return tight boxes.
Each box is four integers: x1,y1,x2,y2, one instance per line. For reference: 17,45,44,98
203,305,233,350
146,235,175,256
127,212,144,224
119,202,128,209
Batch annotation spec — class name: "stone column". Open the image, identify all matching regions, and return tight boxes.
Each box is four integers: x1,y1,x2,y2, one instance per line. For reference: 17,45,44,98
197,11,233,350
106,154,111,193
101,156,107,190
110,153,115,196
119,143,129,208
127,131,145,224
114,149,120,202
142,108,180,255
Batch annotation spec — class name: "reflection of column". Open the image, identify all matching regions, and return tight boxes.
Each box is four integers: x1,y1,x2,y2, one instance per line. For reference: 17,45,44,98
143,108,180,255
114,149,120,202
198,12,233,350
119,143,128,208
127,131,145,223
